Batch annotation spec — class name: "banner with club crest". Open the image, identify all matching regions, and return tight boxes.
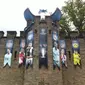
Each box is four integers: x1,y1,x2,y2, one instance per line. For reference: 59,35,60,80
72,40,80,53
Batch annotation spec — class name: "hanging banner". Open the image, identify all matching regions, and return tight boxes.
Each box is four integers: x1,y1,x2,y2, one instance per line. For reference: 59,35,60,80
52,31,58,44
72,40,80,53
27,30,34,44
18,39,25,67
6,39,13,53
39,28,48,69
20,39,25,49
52,30,60,70
60,40,67,68
19,39,25,54
72,40,81,68
60,40,66,49
25,30,34,69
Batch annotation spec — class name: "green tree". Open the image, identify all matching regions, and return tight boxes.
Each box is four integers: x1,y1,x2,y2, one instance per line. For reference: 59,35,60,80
82,24,85,30
59,15,70,33
61,0,85,34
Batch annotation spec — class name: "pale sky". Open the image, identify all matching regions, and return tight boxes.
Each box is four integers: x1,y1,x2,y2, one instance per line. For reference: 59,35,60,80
0,0,68,36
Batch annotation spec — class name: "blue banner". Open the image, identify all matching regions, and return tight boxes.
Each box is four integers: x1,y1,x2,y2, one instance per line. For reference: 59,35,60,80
39,28,48,68
52,31,58,42
59,40,66,49
27,30,34,45
6,39,13,53
52,30,60,70
20,39,25,50
25,30,34,68
59,40,67,68
72,40,80,53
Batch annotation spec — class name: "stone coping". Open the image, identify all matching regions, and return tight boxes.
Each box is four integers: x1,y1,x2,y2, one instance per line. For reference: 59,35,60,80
70,31,79,38
7,31,17,38
0,31,4,38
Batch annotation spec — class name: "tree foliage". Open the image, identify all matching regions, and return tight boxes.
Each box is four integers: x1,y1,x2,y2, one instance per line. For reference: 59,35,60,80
61,0,85,33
